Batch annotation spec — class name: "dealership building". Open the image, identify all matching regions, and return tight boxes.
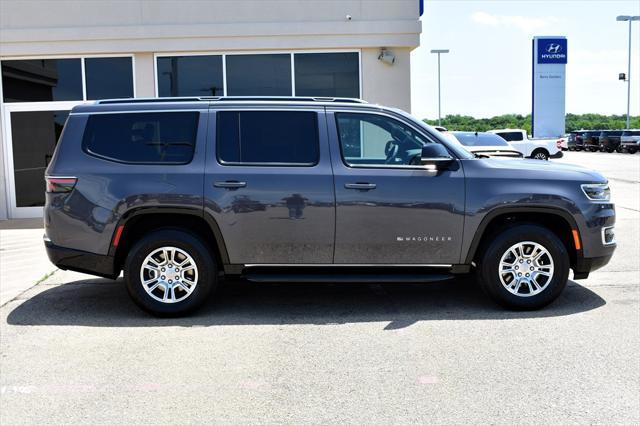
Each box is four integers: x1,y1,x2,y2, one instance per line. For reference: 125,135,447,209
0,0,423,219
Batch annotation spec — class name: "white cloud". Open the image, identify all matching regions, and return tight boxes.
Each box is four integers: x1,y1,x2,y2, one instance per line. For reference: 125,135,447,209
471,11,560,33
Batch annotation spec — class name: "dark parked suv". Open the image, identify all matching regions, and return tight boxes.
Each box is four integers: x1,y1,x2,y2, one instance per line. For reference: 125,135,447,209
44,97,616,315
598,130,623,153
567,131,584,151
582,131,602,152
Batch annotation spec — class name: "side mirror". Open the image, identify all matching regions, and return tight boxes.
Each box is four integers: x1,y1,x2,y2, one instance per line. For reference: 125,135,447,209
421,144,454,169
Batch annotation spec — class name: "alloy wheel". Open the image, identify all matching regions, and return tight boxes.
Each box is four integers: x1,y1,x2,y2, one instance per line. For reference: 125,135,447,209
498,241,554,297
139,246,199,303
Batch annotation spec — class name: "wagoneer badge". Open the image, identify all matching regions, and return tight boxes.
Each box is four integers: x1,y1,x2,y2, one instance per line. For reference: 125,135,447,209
396,236,452,242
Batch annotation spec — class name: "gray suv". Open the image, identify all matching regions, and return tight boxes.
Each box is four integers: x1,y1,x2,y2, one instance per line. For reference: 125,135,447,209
44,97,616,315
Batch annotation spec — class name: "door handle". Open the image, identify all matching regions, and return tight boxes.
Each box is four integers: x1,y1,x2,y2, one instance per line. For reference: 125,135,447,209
214,181,247,189
345,183,377,190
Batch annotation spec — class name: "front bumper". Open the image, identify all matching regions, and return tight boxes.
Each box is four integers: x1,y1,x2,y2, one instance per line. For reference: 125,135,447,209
45,239,118,279
573,251,615,279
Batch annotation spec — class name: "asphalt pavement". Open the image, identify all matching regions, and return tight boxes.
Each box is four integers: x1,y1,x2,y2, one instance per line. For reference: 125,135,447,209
1,151,638,425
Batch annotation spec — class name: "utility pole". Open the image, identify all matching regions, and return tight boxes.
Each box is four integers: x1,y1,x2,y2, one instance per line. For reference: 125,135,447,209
430,49,449,126
616,15,639,129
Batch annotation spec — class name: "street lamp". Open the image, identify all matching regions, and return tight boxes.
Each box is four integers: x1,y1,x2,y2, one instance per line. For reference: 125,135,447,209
430,49,449,126
616,15,640,129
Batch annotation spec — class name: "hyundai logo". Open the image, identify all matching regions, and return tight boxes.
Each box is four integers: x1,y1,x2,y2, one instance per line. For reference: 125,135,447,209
546,43,562,54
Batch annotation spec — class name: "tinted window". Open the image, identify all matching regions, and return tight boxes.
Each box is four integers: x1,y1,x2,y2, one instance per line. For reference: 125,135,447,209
453,132,509,147
2,59,82,102
622,130,640,136
85,57,134,100
497,132,524,142
11,110,69,207
217,111,318,165
157,55,223,97
226,54,291,96
294,53,359,98
335,113,430,166
83,112,198,164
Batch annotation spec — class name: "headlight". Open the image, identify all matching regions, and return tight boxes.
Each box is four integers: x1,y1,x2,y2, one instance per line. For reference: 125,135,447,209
581,183,610,201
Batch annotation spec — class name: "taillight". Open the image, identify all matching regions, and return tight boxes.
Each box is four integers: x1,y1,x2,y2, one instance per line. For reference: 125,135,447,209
46,177,77,193
556,139,562,148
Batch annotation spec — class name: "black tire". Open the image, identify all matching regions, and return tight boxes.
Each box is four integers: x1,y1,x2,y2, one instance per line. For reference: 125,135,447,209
531,149,549,160
629,148,637,154
124,228,216,316
606,148,614,153
476,224,570,310
568,146,575,151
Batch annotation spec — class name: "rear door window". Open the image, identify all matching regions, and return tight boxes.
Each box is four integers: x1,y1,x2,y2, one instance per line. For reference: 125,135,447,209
83,112,199,164
216,111,319,166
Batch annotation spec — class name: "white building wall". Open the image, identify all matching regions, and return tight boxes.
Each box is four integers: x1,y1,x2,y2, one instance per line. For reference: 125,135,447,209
0,0,421,219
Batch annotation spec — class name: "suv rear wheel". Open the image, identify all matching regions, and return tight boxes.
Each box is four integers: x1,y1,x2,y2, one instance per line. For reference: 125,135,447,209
124,229,216,316
531,149,549,160
476,224,569,310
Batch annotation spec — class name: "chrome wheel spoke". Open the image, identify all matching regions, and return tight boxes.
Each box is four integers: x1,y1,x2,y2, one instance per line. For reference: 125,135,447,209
498,241,554,298
140,246,199,304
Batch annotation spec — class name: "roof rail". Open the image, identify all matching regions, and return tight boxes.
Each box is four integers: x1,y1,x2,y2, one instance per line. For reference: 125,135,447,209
97,97,202,104
96,96,368,105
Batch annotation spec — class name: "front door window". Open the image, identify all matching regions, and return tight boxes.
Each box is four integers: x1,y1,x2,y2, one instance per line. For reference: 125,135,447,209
335,112,430,166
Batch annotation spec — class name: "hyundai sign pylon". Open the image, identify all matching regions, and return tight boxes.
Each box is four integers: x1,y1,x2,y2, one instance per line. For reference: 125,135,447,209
532,36,567,137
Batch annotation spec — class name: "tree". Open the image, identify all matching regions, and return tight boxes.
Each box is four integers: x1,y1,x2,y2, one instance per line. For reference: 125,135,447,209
424,114,640,133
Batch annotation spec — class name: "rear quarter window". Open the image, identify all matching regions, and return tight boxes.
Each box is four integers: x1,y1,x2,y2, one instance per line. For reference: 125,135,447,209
82,112,199,164
496,132,524,142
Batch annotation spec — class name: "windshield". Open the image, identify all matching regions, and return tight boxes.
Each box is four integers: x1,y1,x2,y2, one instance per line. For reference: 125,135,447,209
452,132,510,147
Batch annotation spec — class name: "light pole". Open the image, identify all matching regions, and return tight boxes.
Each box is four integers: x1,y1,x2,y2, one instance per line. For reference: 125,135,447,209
617,15,639,129
430,49,449,126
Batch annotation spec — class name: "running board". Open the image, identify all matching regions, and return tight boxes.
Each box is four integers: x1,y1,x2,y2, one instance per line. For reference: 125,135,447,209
244,274,454,283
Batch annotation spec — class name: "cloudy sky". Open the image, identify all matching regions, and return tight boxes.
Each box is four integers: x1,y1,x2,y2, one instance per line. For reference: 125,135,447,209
410,0,640,119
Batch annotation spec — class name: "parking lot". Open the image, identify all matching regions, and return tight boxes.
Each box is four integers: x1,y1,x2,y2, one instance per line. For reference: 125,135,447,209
1,151,638,425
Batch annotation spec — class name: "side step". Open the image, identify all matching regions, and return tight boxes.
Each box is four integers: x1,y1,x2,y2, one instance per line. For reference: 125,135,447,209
241,266,455,283
244,273,454,283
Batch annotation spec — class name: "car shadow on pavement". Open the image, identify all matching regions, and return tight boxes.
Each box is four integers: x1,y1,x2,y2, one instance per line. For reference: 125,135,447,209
5,275,606,329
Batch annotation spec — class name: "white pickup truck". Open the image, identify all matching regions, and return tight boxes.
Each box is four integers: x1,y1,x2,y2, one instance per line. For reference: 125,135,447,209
488,129,563,160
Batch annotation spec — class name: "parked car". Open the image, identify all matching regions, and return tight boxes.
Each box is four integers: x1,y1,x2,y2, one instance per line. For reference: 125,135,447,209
558,135,569,151
582,131,602,152
44,97,615,316
598,130,624,153
568,131,584,151
620,129,640,154
488,129,563,160
450,131,523,158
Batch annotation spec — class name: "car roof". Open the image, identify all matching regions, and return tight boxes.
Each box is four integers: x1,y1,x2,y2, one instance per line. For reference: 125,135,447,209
70,96,391,114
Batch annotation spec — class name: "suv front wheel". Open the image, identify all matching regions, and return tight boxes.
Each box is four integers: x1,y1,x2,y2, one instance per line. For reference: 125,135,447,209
124,229,216,316
477,224,569,310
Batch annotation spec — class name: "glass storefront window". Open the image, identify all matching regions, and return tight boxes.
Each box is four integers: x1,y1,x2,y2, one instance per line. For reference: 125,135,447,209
85,57,134,100
1,59,83,102
10,110,70,207
156,55,223,97
294,52,360,98
2,56,135,102
226,54,292,96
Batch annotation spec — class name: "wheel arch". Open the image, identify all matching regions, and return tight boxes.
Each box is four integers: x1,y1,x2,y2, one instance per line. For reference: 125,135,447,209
109,207,230,274
530,147,549,157
465,206,581,270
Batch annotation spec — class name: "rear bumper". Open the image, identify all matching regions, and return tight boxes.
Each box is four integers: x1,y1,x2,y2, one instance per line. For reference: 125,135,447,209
550,151,563,159
45,239,118,279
